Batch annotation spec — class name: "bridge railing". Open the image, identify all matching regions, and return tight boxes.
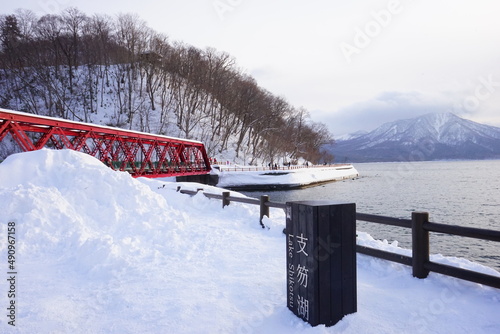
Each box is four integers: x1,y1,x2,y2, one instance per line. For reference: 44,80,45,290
177,187,500,289
214,163,353,172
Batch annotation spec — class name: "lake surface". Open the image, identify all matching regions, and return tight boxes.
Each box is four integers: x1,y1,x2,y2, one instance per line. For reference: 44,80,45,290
241,160,500,271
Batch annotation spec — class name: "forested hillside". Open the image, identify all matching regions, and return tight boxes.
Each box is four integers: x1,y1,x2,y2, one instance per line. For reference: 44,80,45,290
0,8,333,164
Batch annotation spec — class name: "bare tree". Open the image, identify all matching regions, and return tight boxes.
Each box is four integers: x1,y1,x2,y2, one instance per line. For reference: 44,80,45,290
0,7,334,165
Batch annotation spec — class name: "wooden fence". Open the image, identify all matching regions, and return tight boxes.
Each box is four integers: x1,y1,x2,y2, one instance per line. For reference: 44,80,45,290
356,212,500,289
177,188,500,289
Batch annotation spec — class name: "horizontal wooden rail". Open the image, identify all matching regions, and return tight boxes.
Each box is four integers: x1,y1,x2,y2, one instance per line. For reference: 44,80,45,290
425,261,500,288
176,187,500,289
227,195,261,206
356,213,411,229
425,222,500,241
267,202,287,209
356,245,412,266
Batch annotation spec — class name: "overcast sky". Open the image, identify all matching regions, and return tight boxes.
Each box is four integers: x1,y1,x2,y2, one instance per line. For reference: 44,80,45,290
4,0,500,136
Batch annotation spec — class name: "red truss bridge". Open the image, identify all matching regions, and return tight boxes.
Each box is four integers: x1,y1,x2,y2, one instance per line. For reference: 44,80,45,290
0,108,211,178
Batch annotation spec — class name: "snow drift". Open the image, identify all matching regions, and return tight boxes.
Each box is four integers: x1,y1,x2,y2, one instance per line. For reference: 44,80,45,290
0,149,498,333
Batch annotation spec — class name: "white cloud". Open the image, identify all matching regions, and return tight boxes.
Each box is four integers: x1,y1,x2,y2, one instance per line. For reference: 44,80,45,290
314,91,465,136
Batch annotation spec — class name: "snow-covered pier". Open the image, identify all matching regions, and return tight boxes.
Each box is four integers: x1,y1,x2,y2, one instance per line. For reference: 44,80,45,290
213,164,359,190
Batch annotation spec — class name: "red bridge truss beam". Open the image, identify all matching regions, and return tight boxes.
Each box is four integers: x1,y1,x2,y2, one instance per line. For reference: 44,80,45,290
0,108,211,178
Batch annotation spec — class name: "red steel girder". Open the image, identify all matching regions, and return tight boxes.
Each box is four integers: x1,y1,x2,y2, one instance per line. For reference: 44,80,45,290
0,108,211,177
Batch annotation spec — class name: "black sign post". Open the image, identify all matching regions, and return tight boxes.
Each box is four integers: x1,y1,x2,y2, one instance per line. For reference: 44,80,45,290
286,201,357,327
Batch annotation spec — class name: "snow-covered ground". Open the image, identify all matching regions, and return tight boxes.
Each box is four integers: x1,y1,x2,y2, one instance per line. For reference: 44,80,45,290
0,149,498,334
214,165,359,189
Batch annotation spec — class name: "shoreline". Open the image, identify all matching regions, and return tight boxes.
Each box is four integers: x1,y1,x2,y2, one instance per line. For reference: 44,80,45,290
222,178,355,191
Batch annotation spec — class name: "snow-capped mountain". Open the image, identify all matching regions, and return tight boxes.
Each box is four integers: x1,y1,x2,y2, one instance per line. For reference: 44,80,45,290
335,130,369,141
326,113,500,162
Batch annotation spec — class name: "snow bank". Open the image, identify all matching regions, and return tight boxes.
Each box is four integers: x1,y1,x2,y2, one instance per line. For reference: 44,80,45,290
0,150,498,333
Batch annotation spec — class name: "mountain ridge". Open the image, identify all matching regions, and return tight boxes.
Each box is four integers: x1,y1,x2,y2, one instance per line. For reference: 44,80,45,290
326,113,500,162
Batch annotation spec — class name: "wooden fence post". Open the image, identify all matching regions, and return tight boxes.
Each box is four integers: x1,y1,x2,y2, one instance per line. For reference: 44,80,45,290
412,211,430,278
222,191,230,208
259,195,270,228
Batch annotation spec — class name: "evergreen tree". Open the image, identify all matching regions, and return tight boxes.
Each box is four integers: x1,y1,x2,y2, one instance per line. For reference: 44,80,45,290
1,15,21,52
